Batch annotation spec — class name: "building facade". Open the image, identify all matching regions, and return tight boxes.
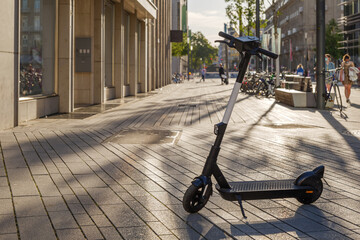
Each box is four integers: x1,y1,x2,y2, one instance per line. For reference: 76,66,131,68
171,0,187,75
264,0,341,72
0,0,172,130
339,0,360,64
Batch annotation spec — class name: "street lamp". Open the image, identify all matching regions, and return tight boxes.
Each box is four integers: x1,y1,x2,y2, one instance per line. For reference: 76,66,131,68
190,45,193,78
187,33,190,81
316,0,325,109
256,0,260,72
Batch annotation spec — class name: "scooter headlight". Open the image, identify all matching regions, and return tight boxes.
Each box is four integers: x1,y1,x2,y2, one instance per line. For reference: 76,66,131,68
214,124,219,135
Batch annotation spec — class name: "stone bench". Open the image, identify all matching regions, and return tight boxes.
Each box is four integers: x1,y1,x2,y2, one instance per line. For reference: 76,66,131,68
275,88,316,108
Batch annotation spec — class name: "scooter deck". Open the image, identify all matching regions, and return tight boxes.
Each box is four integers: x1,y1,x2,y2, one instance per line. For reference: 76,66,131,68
216,179,312,201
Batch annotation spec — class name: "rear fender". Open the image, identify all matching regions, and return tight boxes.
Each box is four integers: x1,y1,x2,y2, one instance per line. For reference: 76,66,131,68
294,166,324,186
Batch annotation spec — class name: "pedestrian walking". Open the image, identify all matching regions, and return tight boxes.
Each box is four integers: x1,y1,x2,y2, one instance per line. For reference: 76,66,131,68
296,64,304,76
325,54,335,91
201,68,206,82
219,64,225,85
340,54,357,105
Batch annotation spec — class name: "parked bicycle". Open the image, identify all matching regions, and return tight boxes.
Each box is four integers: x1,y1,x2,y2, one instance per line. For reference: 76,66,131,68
324,67,343,112
255,72,276,97
241,71,257,93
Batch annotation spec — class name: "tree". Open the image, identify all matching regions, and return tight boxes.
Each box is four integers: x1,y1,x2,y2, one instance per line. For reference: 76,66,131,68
190,32,218,70
225,0,265,36
172,32,188,57
325,19,343,63
225,0,244,36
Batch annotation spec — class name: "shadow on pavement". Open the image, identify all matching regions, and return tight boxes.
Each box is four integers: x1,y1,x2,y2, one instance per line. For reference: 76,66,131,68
185,205,336,239
319,111,360,160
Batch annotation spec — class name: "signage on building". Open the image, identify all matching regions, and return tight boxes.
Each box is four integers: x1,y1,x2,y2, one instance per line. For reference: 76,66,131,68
170,30,183,42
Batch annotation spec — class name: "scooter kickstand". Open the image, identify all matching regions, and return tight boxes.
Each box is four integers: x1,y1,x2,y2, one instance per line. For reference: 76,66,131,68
236,195,247,219
323,177,331,188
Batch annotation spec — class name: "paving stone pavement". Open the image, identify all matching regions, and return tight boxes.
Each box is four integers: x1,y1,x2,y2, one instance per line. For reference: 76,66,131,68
1,78,360,240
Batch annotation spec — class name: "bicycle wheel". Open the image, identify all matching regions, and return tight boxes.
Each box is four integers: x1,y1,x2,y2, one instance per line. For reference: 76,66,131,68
256,82,265,95
334,84,343,112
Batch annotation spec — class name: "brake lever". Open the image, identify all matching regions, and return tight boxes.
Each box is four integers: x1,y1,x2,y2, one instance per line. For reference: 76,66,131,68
215,40,234,48
256,53,263,62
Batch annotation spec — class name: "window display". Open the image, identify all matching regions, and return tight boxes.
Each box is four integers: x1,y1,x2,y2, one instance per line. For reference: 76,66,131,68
20,0,55,96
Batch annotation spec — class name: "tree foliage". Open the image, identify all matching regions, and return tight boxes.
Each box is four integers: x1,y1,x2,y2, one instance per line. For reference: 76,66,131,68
325,19,343,62
190,32,218,70
225,0,265,36
172,32,188,57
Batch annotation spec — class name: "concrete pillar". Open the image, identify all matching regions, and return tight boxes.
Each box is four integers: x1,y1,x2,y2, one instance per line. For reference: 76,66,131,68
58,0,74,113
151,19,156,90
316,0,326,109
167,0,171,85
129,12,138,96
114,1,125,98
160,0,164,87
93,0,105,103
146,20,152,92
0,0,18,129
140,20,147,93
156,1,160,89
74,0,94,105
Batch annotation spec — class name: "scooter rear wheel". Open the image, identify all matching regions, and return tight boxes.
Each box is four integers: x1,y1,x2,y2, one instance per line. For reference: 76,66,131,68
296,176,323,204
183,184,212,213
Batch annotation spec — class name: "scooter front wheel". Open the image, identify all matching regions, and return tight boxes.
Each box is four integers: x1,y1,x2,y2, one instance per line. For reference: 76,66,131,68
183,184,212,213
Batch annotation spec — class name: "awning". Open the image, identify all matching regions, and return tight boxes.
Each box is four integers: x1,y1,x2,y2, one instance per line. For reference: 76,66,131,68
124,0,157,20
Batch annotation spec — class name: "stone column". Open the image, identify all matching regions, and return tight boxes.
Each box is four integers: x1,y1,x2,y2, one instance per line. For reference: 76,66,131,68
151,19,156,91
114,1,124,98
140,20,147,93
129,12,138,96
146,20,152,92
156,0,160,89
93,0,105,104
58,0,74,113
0,0,18,129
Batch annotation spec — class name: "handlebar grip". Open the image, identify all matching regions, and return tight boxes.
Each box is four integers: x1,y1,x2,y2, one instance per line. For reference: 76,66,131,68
258,48,278,59
219,31,235,41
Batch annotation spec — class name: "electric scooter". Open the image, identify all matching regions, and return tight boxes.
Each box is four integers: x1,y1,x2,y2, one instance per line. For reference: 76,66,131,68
182,32,325,218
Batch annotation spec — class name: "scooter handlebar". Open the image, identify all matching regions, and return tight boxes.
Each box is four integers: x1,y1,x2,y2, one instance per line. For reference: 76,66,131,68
219,31,278,59
258,48,278,59
219,31,235,41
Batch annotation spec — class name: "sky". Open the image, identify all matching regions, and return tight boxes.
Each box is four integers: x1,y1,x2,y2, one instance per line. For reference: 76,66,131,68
188,0,271,46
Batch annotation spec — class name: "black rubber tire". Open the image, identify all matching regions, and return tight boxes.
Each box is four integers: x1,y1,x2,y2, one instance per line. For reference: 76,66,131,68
183,184,212,213
256,82,265,95
296,176,323,204
334,84,343,112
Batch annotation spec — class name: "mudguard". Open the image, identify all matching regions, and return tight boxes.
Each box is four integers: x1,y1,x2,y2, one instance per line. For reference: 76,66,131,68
294,165,324,186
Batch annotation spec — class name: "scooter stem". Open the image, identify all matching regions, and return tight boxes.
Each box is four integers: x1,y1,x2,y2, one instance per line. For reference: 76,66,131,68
222,53,251,124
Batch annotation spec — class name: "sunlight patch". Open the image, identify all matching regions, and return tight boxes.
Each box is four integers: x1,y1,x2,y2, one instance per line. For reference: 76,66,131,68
104,129,181,145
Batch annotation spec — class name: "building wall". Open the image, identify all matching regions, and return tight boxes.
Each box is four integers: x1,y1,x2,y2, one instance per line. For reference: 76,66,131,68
0,0,172,131
171,0,187,75
340,1,360,64
265,0,341,72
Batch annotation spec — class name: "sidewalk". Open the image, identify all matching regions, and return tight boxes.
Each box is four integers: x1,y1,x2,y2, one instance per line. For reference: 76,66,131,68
1,78,360,239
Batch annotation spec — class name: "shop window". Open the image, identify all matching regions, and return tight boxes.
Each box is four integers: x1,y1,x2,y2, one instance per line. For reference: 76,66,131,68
20,0,56,97
34,16,41,31
34,0,41,12
22,35,28,48
22,16,28,29
22,0,28,10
